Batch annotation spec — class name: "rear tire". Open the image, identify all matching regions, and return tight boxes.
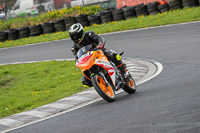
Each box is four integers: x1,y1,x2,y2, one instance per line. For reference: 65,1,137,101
91,74,116,102
122,76,137,94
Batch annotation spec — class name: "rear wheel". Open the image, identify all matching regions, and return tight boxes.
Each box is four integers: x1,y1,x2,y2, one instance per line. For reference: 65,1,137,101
91,74,116,102
122,76,137,94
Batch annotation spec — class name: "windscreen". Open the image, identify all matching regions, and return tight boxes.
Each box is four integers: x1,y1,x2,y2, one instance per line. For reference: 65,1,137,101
77,45,92,58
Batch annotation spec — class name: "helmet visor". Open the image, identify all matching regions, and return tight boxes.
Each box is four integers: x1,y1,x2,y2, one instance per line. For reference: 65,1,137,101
71,30,84,43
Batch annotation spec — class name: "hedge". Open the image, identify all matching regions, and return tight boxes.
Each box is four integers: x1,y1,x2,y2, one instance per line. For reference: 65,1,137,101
0,0,199,42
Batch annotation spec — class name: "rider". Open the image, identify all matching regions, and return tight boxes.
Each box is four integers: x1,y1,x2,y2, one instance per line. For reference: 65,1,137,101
69,23,130,87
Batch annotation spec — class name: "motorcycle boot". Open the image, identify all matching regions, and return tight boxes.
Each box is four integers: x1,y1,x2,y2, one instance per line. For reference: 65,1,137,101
81,76,93,87
115,54,132,81
103,49,132,82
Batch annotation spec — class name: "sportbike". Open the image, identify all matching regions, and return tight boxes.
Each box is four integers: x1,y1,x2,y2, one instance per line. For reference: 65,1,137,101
76,45,137,102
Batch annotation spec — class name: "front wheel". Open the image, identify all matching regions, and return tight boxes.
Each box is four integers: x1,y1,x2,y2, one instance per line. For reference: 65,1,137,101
122,76,137,94
91,74,116,102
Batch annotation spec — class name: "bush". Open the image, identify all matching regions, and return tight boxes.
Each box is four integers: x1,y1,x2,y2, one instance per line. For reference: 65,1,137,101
0,5,105,31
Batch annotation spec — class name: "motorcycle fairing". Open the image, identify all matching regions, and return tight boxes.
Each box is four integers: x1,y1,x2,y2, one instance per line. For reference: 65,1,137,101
76,49,116,87
95,60,116,86
76,51,94,71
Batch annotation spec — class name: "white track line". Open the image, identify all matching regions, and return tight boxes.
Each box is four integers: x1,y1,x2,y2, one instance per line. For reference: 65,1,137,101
2,60,163,133
137,61,163,85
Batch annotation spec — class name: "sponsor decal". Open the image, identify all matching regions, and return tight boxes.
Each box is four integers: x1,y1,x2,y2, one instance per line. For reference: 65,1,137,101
96,60,112,67
96,60,115,76
78,52,93,62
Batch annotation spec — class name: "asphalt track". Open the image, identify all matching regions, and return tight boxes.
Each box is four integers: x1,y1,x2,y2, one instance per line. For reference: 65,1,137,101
1,22,200,133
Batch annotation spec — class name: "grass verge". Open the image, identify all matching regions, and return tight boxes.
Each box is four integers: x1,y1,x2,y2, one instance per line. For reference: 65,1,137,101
0,60,85,118
1,7,200,48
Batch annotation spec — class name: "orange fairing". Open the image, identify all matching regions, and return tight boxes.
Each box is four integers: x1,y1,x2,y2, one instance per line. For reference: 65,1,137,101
76,52,95,71
76,50,111,80
93,50,109,62
76,50,108,70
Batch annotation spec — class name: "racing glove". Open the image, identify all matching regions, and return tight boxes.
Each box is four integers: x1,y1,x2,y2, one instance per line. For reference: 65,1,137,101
96,42,104,49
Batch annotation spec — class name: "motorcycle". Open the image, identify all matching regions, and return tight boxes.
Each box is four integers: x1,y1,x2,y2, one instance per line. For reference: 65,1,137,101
76,45,137,102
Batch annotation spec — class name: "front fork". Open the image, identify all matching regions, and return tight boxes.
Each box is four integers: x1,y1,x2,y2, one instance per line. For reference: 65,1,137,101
89,66,109,87
98,72,109,87
109,61,126,90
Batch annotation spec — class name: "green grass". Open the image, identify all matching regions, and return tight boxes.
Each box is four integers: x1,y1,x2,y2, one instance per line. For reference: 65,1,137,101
1,6,199,119
0,7,200,48
0,60,86,118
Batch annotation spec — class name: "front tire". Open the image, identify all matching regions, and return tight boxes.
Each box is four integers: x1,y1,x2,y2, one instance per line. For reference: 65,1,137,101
122,76,137,94
91,74,116,102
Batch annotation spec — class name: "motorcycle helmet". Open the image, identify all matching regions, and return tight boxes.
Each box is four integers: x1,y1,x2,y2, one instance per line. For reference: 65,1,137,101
69,23,85,43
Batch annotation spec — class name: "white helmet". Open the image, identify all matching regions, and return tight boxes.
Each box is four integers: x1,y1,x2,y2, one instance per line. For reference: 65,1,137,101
69,23,85,43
